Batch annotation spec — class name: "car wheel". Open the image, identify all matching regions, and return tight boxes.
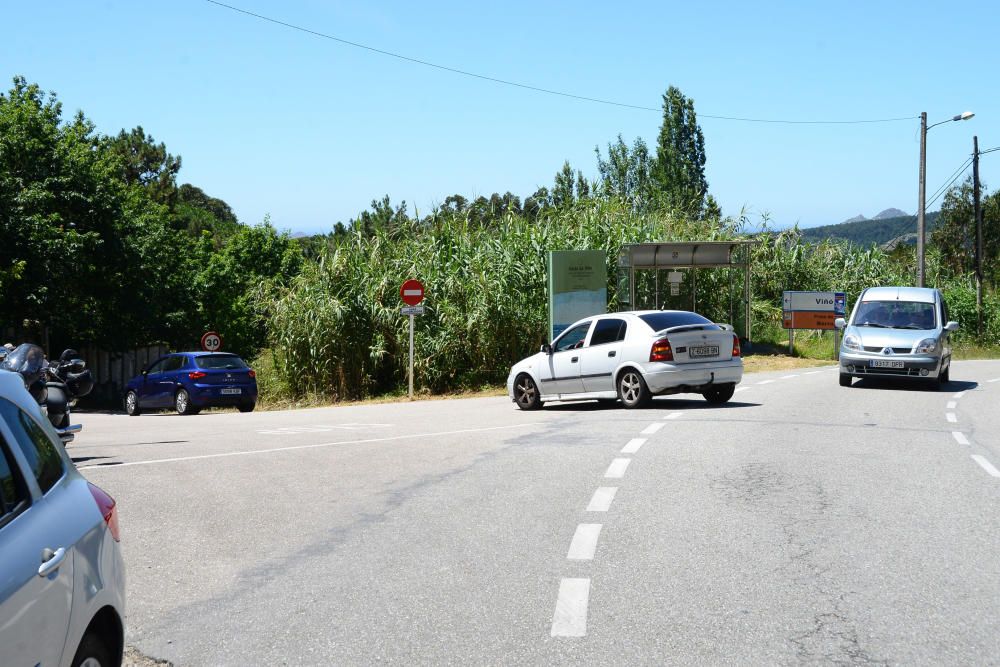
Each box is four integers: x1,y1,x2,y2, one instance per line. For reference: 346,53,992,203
125,390,141,416
513,373,542,410
71,632,112,667
702,384,735,405
839,373,852,387
238,401,256,413
175,389,197,415
941,363,950,384
54,411,70,429
617,369,650,409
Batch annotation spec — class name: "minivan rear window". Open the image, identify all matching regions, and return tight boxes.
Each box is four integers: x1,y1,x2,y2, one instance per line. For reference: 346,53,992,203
195,355,248,370
639,312,718,332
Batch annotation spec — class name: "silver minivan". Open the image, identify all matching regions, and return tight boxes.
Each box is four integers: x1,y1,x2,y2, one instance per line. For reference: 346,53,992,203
835,286,958,388
0,370,125,666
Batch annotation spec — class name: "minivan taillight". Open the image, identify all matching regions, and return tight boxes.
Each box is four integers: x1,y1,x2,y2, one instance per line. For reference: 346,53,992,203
732,334,741,357
188,371,206,380
650,338,674,362
88,482,120,542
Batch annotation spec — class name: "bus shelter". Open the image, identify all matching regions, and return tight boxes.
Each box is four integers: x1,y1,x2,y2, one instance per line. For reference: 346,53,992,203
618,241,755,343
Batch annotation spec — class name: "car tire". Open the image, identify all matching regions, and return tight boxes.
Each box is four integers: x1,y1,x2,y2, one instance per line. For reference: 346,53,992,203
617,369,650,409
940,363,950,384
702,384,736,405
238,401,256,413
839,373,852,387
513,373,542,410
175,389,198,415
71,632,112,667
125,390,141,416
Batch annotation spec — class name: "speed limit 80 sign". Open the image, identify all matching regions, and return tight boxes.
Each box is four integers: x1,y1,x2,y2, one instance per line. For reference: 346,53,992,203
200,331,223,352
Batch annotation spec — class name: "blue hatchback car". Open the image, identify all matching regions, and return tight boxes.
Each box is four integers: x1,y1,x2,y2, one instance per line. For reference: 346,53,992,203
124,352,258,416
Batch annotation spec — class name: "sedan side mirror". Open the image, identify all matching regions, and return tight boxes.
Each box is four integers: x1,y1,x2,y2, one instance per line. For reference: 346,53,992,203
834,318,847,330
945,321,959,332
540,342,552,355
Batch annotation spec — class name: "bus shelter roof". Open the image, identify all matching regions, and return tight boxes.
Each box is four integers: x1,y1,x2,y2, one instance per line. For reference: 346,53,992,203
619,241,754,269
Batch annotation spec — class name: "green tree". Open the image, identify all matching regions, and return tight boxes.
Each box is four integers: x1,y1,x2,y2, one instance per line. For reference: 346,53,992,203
650,86,708,215
595,135,654,210
931,176,1000,282
104,125,182,207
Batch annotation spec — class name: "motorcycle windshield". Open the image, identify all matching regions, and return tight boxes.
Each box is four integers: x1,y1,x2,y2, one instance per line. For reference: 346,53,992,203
1,344,47,384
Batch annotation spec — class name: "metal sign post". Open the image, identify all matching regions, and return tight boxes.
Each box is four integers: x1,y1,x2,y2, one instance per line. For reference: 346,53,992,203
399,280,425,400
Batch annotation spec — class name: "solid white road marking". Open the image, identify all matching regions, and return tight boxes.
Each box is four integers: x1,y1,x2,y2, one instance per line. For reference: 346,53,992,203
551,578,590,637
586,487,618,512
946,413,958,423
621,438,646,454
804,370,823,375
954,391,967,398
258,423,393,435
567,524,603,560
947,401,957,409
662,412,684,419
781,375,799,380
757,380,775,385
953,432,970,445
77,423,538,470
734,386,750,392
604,458,631,478
971,455,1000,478
988,378,1000,384
641,422,664,436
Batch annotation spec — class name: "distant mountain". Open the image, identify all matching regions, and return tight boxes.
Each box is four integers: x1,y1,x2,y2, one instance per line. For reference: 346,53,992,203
873,208,908,220
800,212,940,247
842,214,867,224
289,231,310,239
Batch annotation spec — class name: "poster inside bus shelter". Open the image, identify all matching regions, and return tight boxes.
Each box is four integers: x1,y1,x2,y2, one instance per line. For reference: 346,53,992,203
547,250,607,342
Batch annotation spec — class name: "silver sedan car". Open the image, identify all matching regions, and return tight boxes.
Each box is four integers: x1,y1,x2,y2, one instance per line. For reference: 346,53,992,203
507,310,744,409
0,370,125,667
835,286,958,389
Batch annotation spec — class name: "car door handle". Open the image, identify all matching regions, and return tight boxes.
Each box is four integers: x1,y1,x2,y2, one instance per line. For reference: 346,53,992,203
38,547,66,578
571,357,579,363
608,351,617,357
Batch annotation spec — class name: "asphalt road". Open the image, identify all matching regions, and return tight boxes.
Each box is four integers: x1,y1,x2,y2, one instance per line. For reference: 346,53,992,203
73,361,1000,666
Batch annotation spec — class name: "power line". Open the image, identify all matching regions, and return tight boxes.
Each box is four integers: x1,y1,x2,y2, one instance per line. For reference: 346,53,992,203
204,0,917,125
926,157,972,209
981,146,1000,155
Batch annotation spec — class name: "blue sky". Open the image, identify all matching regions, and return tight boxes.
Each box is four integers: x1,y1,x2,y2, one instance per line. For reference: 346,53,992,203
4,1,997,234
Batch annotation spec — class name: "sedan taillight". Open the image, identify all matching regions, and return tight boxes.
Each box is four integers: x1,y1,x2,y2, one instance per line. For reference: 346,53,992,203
650,338,674,362
732,334,741,357
188,371,206,380
88,482,120,542
248,369,256,379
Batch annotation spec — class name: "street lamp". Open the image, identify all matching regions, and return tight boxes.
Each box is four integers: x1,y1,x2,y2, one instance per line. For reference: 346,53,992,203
917,110,975,287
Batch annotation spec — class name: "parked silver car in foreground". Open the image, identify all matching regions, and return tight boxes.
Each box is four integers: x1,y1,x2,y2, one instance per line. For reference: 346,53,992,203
508,310,743,410
835,286,958,389
0,370,125,667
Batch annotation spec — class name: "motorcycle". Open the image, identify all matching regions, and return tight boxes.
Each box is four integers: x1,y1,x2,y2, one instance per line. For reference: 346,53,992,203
0,343,93,443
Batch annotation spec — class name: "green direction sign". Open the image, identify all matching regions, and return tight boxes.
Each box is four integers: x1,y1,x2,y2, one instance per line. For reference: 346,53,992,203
547,250,607,341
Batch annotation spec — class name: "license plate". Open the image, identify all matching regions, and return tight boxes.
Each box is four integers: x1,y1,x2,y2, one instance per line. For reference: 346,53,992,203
870,360,904,369
689,345,720,358
220,387,242,395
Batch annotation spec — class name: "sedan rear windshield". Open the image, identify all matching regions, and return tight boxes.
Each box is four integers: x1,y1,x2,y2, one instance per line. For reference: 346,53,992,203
195,355,248,370
638,312,718,331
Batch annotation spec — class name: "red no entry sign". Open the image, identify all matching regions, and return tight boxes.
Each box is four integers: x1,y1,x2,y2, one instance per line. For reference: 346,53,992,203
400,279,424,306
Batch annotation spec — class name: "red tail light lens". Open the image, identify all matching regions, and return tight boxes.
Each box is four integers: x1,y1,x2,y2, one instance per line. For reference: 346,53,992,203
88,482,120,542
650,338,674,362
188,371,206,380
248,369,256,379
732,334,741,357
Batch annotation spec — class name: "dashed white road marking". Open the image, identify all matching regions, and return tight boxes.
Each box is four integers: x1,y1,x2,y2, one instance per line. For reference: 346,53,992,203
946,413,958,423
971,455,1000,478
621,438,646,454
641,422,664,436
662,411,684,419
947,401,957,409
586,487,618,512
757,380,775,385
954,391,967,398
604,458,631,478
953,432,970,446
551,578,590,637
780,374,799,380
566,524,603,560
78,423,537,470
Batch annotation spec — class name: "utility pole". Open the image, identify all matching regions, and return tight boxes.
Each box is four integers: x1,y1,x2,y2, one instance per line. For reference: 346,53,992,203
973,136,983,336
917,112,928,288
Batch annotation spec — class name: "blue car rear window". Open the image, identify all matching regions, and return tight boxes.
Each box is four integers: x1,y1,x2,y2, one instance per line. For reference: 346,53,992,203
195,355,248,370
